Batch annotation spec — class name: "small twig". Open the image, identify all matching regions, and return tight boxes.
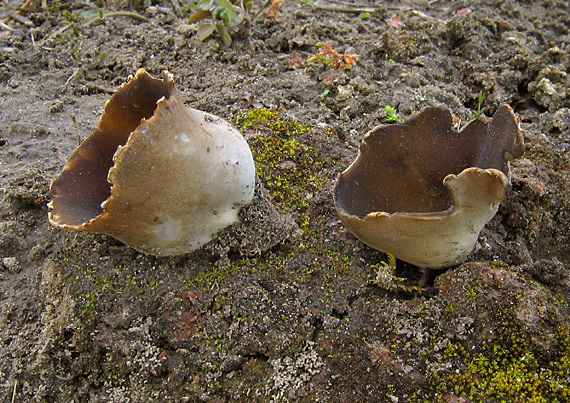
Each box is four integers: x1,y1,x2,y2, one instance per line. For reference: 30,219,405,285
11,380,17,403
70,114,82,146
313,1,378,14
409,9,447,24
324,0,371,7
19,0,36,12
358,21,373,34
102,11,150,22
2,0,36,25
84,11,150,25
55,147,67,163
251,0,273,21
0,21,14,31
5,10,34,26
54,374,75,381
63,68,81,93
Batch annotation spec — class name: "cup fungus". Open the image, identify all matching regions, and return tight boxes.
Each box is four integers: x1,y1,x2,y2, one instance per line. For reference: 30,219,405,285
48,69,256,256
334,105,524,268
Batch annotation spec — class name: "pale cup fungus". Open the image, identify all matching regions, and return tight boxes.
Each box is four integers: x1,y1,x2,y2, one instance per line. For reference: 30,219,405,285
48,69,256,256
334,105,524,268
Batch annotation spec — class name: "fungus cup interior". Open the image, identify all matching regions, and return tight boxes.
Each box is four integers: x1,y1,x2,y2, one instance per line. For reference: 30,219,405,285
49,70,172,227
334,105,524,219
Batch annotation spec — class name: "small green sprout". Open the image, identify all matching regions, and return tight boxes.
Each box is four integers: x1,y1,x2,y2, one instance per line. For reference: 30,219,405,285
361,12,371,20
188,0,251,46
384,105,402,123
56,10,84,44
383,252,397,271
468,90,486,119
50,0,62,12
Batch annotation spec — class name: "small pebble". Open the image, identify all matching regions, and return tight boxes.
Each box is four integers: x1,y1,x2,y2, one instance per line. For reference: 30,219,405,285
2,257,21,274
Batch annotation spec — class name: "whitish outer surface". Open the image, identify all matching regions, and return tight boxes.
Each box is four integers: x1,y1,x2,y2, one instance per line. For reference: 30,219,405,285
337,168,508,268
86,94,255,255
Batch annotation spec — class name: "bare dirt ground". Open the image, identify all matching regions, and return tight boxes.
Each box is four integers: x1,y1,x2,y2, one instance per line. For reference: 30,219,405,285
1,0,570,401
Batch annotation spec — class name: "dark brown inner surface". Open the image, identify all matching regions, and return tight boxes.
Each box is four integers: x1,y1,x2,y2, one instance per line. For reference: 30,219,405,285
335,106,523,218
50,71,172,226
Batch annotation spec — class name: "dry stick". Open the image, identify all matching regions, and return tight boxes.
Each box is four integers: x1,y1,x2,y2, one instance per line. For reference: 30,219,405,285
251,0,273,21
358,21,373,35
19,0,35,11
0,21,14,31
323,0,372,7
63,68,81,93
83,11,150,25
2,0,35,25
409,9,447,24
70,114,82,145
5,10,34,26
312,1,377,13
313,1,440,14
11,380,17,403
315,2,448,25
99,11,149,22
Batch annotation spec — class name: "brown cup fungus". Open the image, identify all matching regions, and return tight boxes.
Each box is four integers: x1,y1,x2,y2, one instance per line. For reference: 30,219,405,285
334,105,524,268
48,69,256,256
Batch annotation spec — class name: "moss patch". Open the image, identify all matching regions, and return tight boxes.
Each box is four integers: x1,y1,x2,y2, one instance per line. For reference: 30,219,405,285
237,108,336,214
416,326,570,403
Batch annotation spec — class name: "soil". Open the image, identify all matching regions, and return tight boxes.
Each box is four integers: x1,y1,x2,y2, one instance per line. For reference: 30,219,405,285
1,0,570,402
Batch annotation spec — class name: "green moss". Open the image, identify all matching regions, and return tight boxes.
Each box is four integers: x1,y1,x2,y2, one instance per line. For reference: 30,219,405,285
61,250,170,324
492,261,510,269
240,108,280,130
193,262,242,289
237,108,333,213
79,292,98,318
466,287,477,301
169,108,356,296
232,109,354,280
411,326,570,402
